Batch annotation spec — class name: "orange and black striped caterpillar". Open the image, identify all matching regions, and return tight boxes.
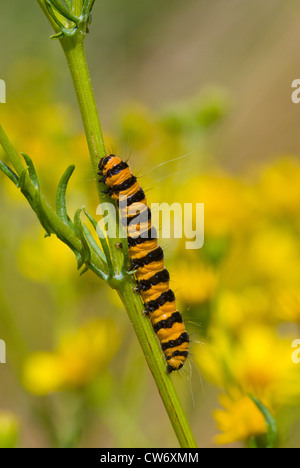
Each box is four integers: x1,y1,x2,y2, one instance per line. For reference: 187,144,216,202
98,155,189,372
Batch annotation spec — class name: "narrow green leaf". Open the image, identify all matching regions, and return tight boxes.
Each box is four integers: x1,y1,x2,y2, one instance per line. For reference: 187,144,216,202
127,268,137,276
79,266,89,276
50,31,64,39
83,224,106,263
46,0,79,25
74,208,91,269
73,250,84,270
45,0,65,29
74,208,82,238
119,219,130,275
88,262,109,282
17,171,53,237
16,169,28,190
17,169,39,221
21,153,40,189
0,160,19,185
83,208,113,278
82,0,96,18
250,395,277,448
56,164,75,227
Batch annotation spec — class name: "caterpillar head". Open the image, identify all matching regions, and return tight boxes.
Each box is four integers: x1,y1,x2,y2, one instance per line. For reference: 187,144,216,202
99,154,124,176
98,155,113,173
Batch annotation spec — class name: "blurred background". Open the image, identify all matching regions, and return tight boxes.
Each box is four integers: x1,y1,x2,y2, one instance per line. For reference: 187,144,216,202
1,0,300,448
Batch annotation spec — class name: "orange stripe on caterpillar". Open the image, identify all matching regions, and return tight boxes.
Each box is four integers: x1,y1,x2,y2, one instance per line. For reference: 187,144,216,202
98,154,189,372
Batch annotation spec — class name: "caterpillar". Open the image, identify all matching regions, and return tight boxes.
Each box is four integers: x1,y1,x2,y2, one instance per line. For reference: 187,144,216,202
98,155,189,372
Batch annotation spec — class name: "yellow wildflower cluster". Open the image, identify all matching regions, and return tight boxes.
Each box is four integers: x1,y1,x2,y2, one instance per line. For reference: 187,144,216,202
119,105,300,445
108,104,300,446
185,159,300,445
23,319,120,395
214,390,268,445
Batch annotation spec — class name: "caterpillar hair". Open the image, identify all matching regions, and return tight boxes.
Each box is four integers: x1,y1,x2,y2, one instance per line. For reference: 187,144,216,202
98,155,189,372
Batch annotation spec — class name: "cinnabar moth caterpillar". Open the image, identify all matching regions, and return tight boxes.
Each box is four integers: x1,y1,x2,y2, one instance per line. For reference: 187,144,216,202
98,155,189,372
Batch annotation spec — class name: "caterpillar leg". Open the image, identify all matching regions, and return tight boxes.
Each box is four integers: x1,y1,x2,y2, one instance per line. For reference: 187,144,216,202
102,187,113,196
128,263,138,272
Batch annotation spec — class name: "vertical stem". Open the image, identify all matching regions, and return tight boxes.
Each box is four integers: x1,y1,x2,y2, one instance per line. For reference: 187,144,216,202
72,0,83,16
61,39,106,185
119,280,197,448
36,1,198,448
61,36,123,271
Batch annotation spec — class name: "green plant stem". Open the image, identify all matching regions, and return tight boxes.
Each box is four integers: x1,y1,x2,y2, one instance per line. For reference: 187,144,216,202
0,125,26,175
36,1,198,448
72,0,83,17
61,39,105,181
61,35,123,271
119,280,197,448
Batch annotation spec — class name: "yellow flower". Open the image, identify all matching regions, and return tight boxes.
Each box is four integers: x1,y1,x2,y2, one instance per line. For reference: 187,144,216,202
215,288,270,332
58,320,120,387
188,174,248,238
172,262,218,305
247,226,300,284
194,330,232,388
23,353,66,396
214,390,267,445
17,229,76,283
258,157,300,219
233,327,296,404
195,326,299,406
0,412,19,448
275,289,300,323
23,319,120,395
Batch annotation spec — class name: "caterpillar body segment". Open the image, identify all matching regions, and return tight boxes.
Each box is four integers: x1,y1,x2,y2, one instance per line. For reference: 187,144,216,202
98,155,189,372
